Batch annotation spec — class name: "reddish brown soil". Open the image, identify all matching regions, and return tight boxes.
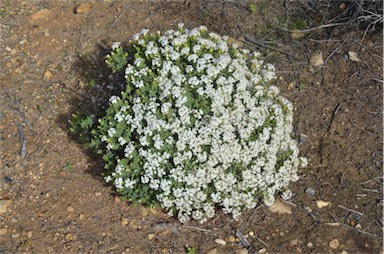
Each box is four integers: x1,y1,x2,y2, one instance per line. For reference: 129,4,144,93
0,1,382,253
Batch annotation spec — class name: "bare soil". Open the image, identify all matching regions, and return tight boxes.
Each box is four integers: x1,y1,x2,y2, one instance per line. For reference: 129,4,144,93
0,1,382,253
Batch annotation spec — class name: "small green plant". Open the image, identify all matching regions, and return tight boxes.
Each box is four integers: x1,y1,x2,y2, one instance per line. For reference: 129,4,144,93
69,112,94,144
71,24,307,223
249,2,257,13
186,246,198,254
0,7,6,18
62,162,74,171
279,13,307,30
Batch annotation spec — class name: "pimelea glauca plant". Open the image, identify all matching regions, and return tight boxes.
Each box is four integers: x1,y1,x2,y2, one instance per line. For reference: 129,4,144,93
73,24,307,223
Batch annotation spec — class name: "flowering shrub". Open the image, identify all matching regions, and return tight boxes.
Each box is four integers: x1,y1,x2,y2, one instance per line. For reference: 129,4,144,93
74,24,307,223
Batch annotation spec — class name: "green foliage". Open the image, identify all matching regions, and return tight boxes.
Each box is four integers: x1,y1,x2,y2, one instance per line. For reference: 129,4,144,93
106,43,128,73
69,112,94,144
0,7,6,18
249,2,257,13
186,246,198,254
279,13,307,30
70,25,307,223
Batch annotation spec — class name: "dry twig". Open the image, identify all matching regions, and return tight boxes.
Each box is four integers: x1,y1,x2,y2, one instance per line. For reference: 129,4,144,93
235,229,250,248
337,205,364,216
182,225,214,233
110,3,130,27
15,120,26,171
6,89,36,136
276,22,347,33
333,218,382,239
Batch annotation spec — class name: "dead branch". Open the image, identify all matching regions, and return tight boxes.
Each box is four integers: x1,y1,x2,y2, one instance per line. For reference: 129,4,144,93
15,120,26,171
6,89,36,136
276,22,347,33
337,205,364,216
110,3,130,27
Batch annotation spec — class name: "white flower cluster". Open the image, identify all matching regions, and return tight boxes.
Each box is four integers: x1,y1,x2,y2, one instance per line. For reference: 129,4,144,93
101,24,307,223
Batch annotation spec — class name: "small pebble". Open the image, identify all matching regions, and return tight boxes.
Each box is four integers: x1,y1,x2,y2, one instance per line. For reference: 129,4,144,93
236,248,248,254
79,214,85,220
307,242,313,248
248,231,255,237
0,228,7,235
305,187,315,196
147,233,155,240
206,248,218,254
75,3,91,14
67,206,74,212
316,200,331,208
121,218,129,225
11,233,20,238
258,248,267,254
95,192,101,197
0,200,12,214
27,231,33,238
226,235,237,242
113,196,121,203
329,238,340,249
215,238,226,246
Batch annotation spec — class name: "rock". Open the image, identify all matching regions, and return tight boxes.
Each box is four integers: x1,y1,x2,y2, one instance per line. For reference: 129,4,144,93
235,248,248,254
291,30,306,40
206,248,218,254
79,214,85,220
65,233,76,241
307,242,313,248
0,228,7,235
95,192,101,197
11,233,20,238
75,3,91,14
226,235,238,242
147,233,155,240
140,206,158,216
348,51,361,62
66,205,74,212
290,239,298,246
227,37,244,48
305,187,315,196
248,231,255,237
27,231,33,238
43,70,53,79
329,239,340,249
121,218,129,225
310,51,324,67
0,200,12,214
258,248,267,254
128,222,139,229
268,199,292,214
113,196,121,203
316,200,331,208
29,9,53,21
215,238,226,246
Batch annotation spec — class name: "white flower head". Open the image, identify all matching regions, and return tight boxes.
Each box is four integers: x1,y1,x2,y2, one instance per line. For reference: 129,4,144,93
111,41,121,50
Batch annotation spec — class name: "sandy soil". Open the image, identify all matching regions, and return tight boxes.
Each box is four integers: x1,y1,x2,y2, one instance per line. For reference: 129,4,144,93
0,1,382,253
